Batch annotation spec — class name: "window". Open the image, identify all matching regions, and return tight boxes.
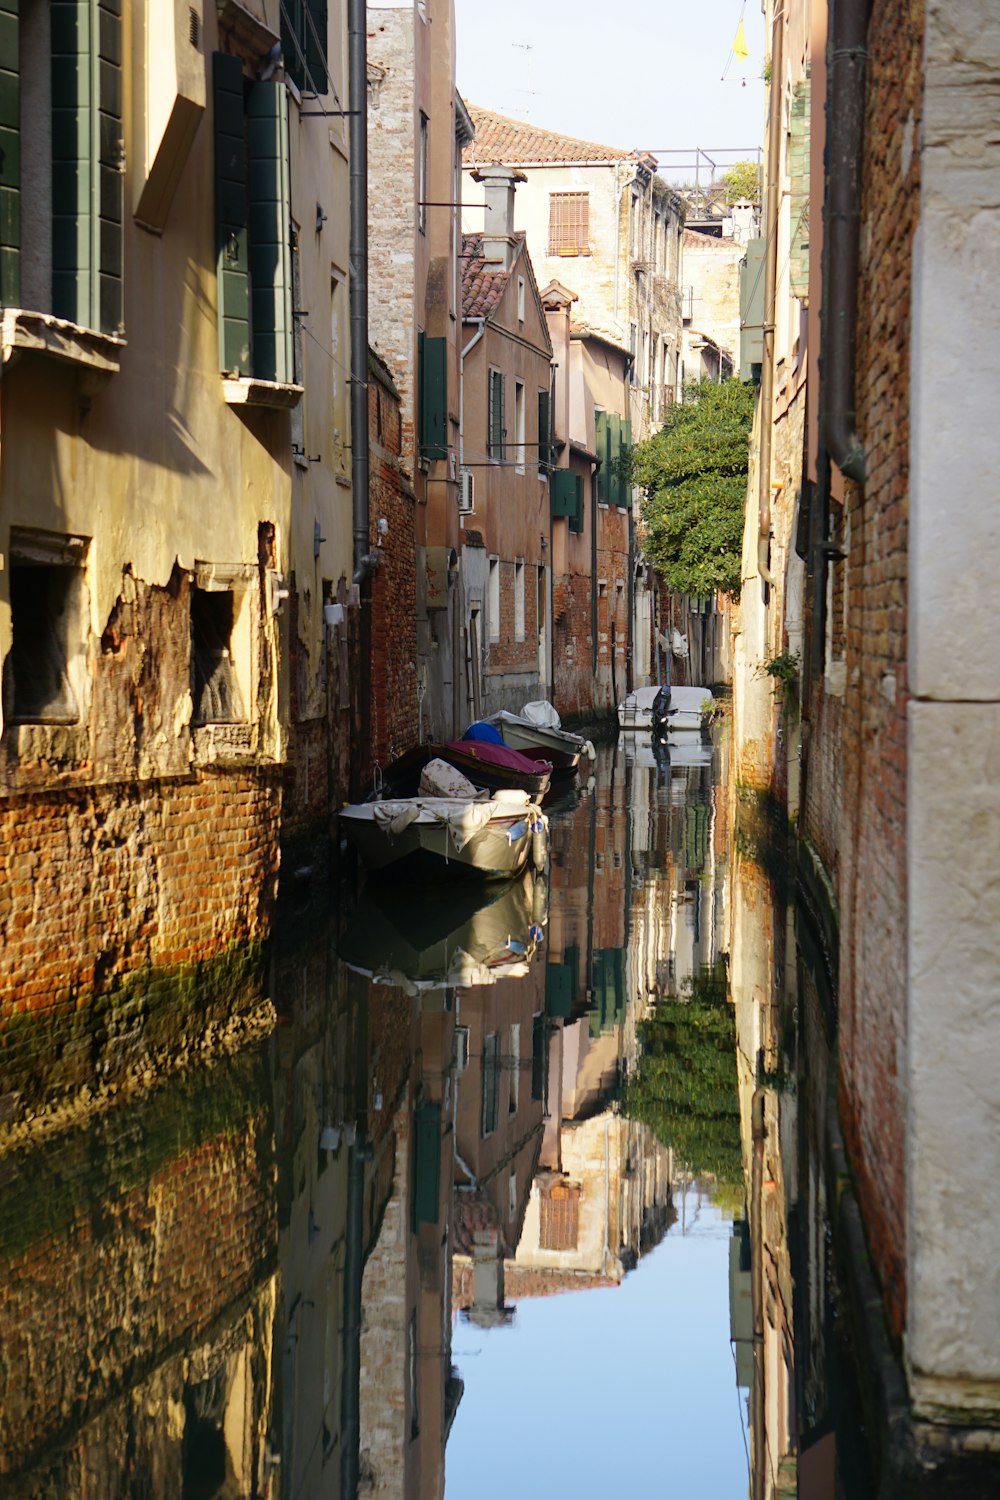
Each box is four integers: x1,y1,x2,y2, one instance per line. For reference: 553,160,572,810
538,1181,581,1252
488,556,500,640
531,1013,545,1101
508,1023,520,1115
514,379,525,471
509,1170,517,1223
488,367,505,461
514,559,525,642
191,589,247,725
517,275,525,323
417,329,447,459
537,386,551,473
2,0,123,332
213,52,292,382
481,1032,500,1137
547,191,589,256
418,110,428,235
408,1312,419,1438
629,323,638,384
281,0,328,94
630,193,640,256
3,529,90,726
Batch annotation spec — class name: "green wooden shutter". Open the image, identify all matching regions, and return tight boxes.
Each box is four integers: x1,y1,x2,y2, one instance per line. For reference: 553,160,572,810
418,333,447,459
531,1014,545,1101
0,0,18,307
569,473,584,534
537,388,550,472
213,52,250,375
594,409,608,503
248,79,291,383
489,368,503,459
618,418,632,509
789,76,810,298
608,412,622,507
412,1100,441,1227
550,469,576,519
50,0,121,332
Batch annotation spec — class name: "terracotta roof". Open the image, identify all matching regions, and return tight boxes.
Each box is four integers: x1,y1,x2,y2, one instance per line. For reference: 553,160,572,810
465,106,638,167
461,232,511,318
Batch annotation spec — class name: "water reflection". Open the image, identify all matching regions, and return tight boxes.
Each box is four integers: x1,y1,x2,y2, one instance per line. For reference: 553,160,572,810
1,726,859,1497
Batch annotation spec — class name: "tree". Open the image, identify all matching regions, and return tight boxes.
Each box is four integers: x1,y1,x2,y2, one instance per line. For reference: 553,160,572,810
723,159,761,205
633,377,754,599
620,962,742,1188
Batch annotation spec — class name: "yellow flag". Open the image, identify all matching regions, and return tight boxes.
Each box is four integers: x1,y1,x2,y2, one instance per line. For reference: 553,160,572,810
733,19,749,62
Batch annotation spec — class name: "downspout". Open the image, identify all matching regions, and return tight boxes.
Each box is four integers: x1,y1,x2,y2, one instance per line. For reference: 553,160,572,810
756,0,785,592
822,0,870,485
349,0,376,583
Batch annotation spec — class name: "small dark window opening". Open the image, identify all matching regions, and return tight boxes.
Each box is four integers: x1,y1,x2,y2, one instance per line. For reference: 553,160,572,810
191,589,245,725
6,562,80,724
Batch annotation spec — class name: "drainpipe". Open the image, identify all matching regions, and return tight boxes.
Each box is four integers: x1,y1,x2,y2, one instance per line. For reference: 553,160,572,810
349,0,376,583
822,0,871,485
756,0,785,593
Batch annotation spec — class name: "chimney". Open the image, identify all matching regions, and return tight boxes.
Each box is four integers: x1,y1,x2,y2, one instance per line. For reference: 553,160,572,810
473,164,526,271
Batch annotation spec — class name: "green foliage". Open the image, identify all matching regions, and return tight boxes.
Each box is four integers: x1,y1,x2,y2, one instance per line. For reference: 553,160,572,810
634,378,754,598
620,961,743,1187
760,648,800,694
722,159,761,205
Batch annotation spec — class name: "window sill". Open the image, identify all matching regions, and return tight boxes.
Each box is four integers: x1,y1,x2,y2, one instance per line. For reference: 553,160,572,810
222,376,303,409
1,310,125,374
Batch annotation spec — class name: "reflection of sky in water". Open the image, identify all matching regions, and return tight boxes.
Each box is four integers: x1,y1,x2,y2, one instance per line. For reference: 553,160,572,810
446,1199,748,1498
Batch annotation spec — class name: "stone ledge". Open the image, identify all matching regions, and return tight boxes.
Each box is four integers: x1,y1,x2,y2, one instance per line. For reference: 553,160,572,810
0,310,125,374
222,376,303,409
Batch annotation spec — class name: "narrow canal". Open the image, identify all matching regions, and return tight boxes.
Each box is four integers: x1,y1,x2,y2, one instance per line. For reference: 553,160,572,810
0,732,868,1497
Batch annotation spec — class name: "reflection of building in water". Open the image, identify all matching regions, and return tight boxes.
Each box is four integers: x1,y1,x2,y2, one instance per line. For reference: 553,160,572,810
0,1047,278,1495
451,964,547,1324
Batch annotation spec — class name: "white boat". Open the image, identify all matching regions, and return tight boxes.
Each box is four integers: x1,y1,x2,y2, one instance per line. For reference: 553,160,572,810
617,684,715,732
487,708,594,773
339,788,548,881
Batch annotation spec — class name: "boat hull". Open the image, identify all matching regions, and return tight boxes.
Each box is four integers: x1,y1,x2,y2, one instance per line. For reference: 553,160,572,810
340,796,546,881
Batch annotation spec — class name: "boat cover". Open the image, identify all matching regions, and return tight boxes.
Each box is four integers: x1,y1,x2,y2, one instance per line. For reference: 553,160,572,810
521,699,562,729
463,720,505,744
446,738,552,775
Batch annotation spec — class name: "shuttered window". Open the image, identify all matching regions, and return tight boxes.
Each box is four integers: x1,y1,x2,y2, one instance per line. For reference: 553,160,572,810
51,0,123,334
412,1100,441,1228
0,0,19,306
531,1013,545,1101
481,1032,500,1137
548,191,589,255
281,0,328,95
538,1181,581,1252
595,410,632,510
537,387,550,472
418,331,448,459
213,53,292,382
248,80,292,383
488,367,505,461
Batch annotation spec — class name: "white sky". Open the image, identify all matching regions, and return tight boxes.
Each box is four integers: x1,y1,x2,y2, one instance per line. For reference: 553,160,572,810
454,0,766,182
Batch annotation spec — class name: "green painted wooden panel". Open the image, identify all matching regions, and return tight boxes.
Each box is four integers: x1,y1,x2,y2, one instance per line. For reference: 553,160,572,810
590,947,626,1036
568,472,584,534
595,409,608,504
740,237,765,380
0,0,19,306
50,0,121,332
550,467,577,519
618,418,632,510
248,79,291,383
419,333,447,459
412,1100,441,1226
488,367,504,459
531,1013,545,1100
213,52,250,375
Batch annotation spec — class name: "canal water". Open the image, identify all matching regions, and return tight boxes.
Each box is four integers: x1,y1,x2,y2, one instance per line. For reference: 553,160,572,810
0,732,866,1497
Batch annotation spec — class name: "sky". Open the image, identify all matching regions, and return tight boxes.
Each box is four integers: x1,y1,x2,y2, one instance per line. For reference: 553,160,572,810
445,1196,749,1499
454,0,766,184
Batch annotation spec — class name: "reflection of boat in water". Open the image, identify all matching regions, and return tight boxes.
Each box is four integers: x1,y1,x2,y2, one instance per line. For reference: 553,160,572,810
339,789,548,881
620,735,714,770
338,870,547,993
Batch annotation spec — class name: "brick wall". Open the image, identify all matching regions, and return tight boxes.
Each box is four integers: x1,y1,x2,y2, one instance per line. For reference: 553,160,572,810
368,363,419,771
0,771,280,1119
835,0,924,1340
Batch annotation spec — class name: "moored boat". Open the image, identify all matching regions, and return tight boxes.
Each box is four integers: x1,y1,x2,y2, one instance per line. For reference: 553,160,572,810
618,684,715,732
371,737,552,800
484,709,593,778
339,788,548,881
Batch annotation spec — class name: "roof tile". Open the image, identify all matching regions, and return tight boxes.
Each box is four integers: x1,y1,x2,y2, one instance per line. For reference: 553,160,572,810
465,106,638,166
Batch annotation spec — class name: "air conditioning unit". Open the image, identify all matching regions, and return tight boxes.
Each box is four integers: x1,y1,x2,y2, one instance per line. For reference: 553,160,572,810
458,467,475,514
